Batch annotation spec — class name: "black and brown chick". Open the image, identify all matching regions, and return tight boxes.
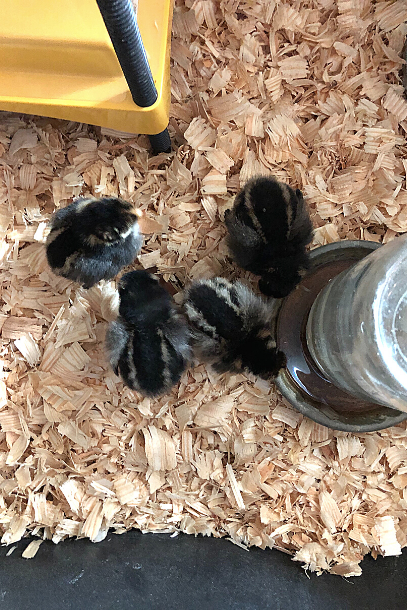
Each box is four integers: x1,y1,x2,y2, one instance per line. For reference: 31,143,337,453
183,277,286,380
46,196,143,289
106,270,191,397
224,176,314,298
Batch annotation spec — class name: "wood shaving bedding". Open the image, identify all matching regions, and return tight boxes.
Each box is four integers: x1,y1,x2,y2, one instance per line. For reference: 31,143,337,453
0,0,406,575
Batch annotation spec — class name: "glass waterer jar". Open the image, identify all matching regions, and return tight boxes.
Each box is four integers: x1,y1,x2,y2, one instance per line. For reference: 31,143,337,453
306,234,407,413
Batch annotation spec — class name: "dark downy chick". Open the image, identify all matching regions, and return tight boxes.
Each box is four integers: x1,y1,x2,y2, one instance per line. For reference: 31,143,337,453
106,271,191,397
224,176,314,298
46,197,143,288
183,277,286,380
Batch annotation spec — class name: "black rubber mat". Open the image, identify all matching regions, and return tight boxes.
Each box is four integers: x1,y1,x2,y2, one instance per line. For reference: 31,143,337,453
0,531,405,610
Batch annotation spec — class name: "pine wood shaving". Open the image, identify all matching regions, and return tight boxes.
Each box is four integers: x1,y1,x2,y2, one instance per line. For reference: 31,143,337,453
14,333,41,366
271,404,301,428
205,149,234,174
6,435,30,466
278,56,309,82
138,214,168,235
0,0,406,576
201,170,227,195
22,539,43,559
194,396,234,429
226,463,245,510
2,317,43,341
184,118,216,149
82,502,104,542
374,516,402,556
143,426,177,471
9,129,38,156
209,67,232,95
375,0,407,32
382,88,407,122
319,491,341,534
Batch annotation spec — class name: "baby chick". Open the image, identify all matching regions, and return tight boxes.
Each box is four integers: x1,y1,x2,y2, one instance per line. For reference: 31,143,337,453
46,197,143,288
224,176,314,298
106,270,191,397
183,277,286,380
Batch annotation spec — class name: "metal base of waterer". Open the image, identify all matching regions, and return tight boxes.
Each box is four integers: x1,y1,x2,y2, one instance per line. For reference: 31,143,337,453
270,240,407,433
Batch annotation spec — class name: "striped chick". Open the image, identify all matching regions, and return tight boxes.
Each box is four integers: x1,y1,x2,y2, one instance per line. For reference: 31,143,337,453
183,277,285,380
106,271,191,397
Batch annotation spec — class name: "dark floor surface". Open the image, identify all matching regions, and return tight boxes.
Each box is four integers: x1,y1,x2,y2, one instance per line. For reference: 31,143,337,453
0,530,405,610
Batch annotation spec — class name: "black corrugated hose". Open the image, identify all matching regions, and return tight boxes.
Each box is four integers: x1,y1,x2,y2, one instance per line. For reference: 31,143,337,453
96,0,171,152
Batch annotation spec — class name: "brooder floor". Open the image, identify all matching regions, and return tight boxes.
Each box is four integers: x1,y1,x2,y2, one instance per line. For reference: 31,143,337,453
0,0,407,575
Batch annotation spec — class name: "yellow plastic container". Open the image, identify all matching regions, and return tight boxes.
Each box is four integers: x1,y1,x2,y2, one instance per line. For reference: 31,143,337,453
0,0,173,134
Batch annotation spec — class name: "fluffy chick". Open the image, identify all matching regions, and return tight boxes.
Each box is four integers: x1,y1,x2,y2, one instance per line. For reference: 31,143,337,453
224,176,314,298
46,197,143,288
106,271,191,397
183,277,286,380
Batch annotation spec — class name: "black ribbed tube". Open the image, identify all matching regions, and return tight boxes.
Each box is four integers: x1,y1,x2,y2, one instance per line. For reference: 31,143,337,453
149,129,171,153
96,0,158,108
